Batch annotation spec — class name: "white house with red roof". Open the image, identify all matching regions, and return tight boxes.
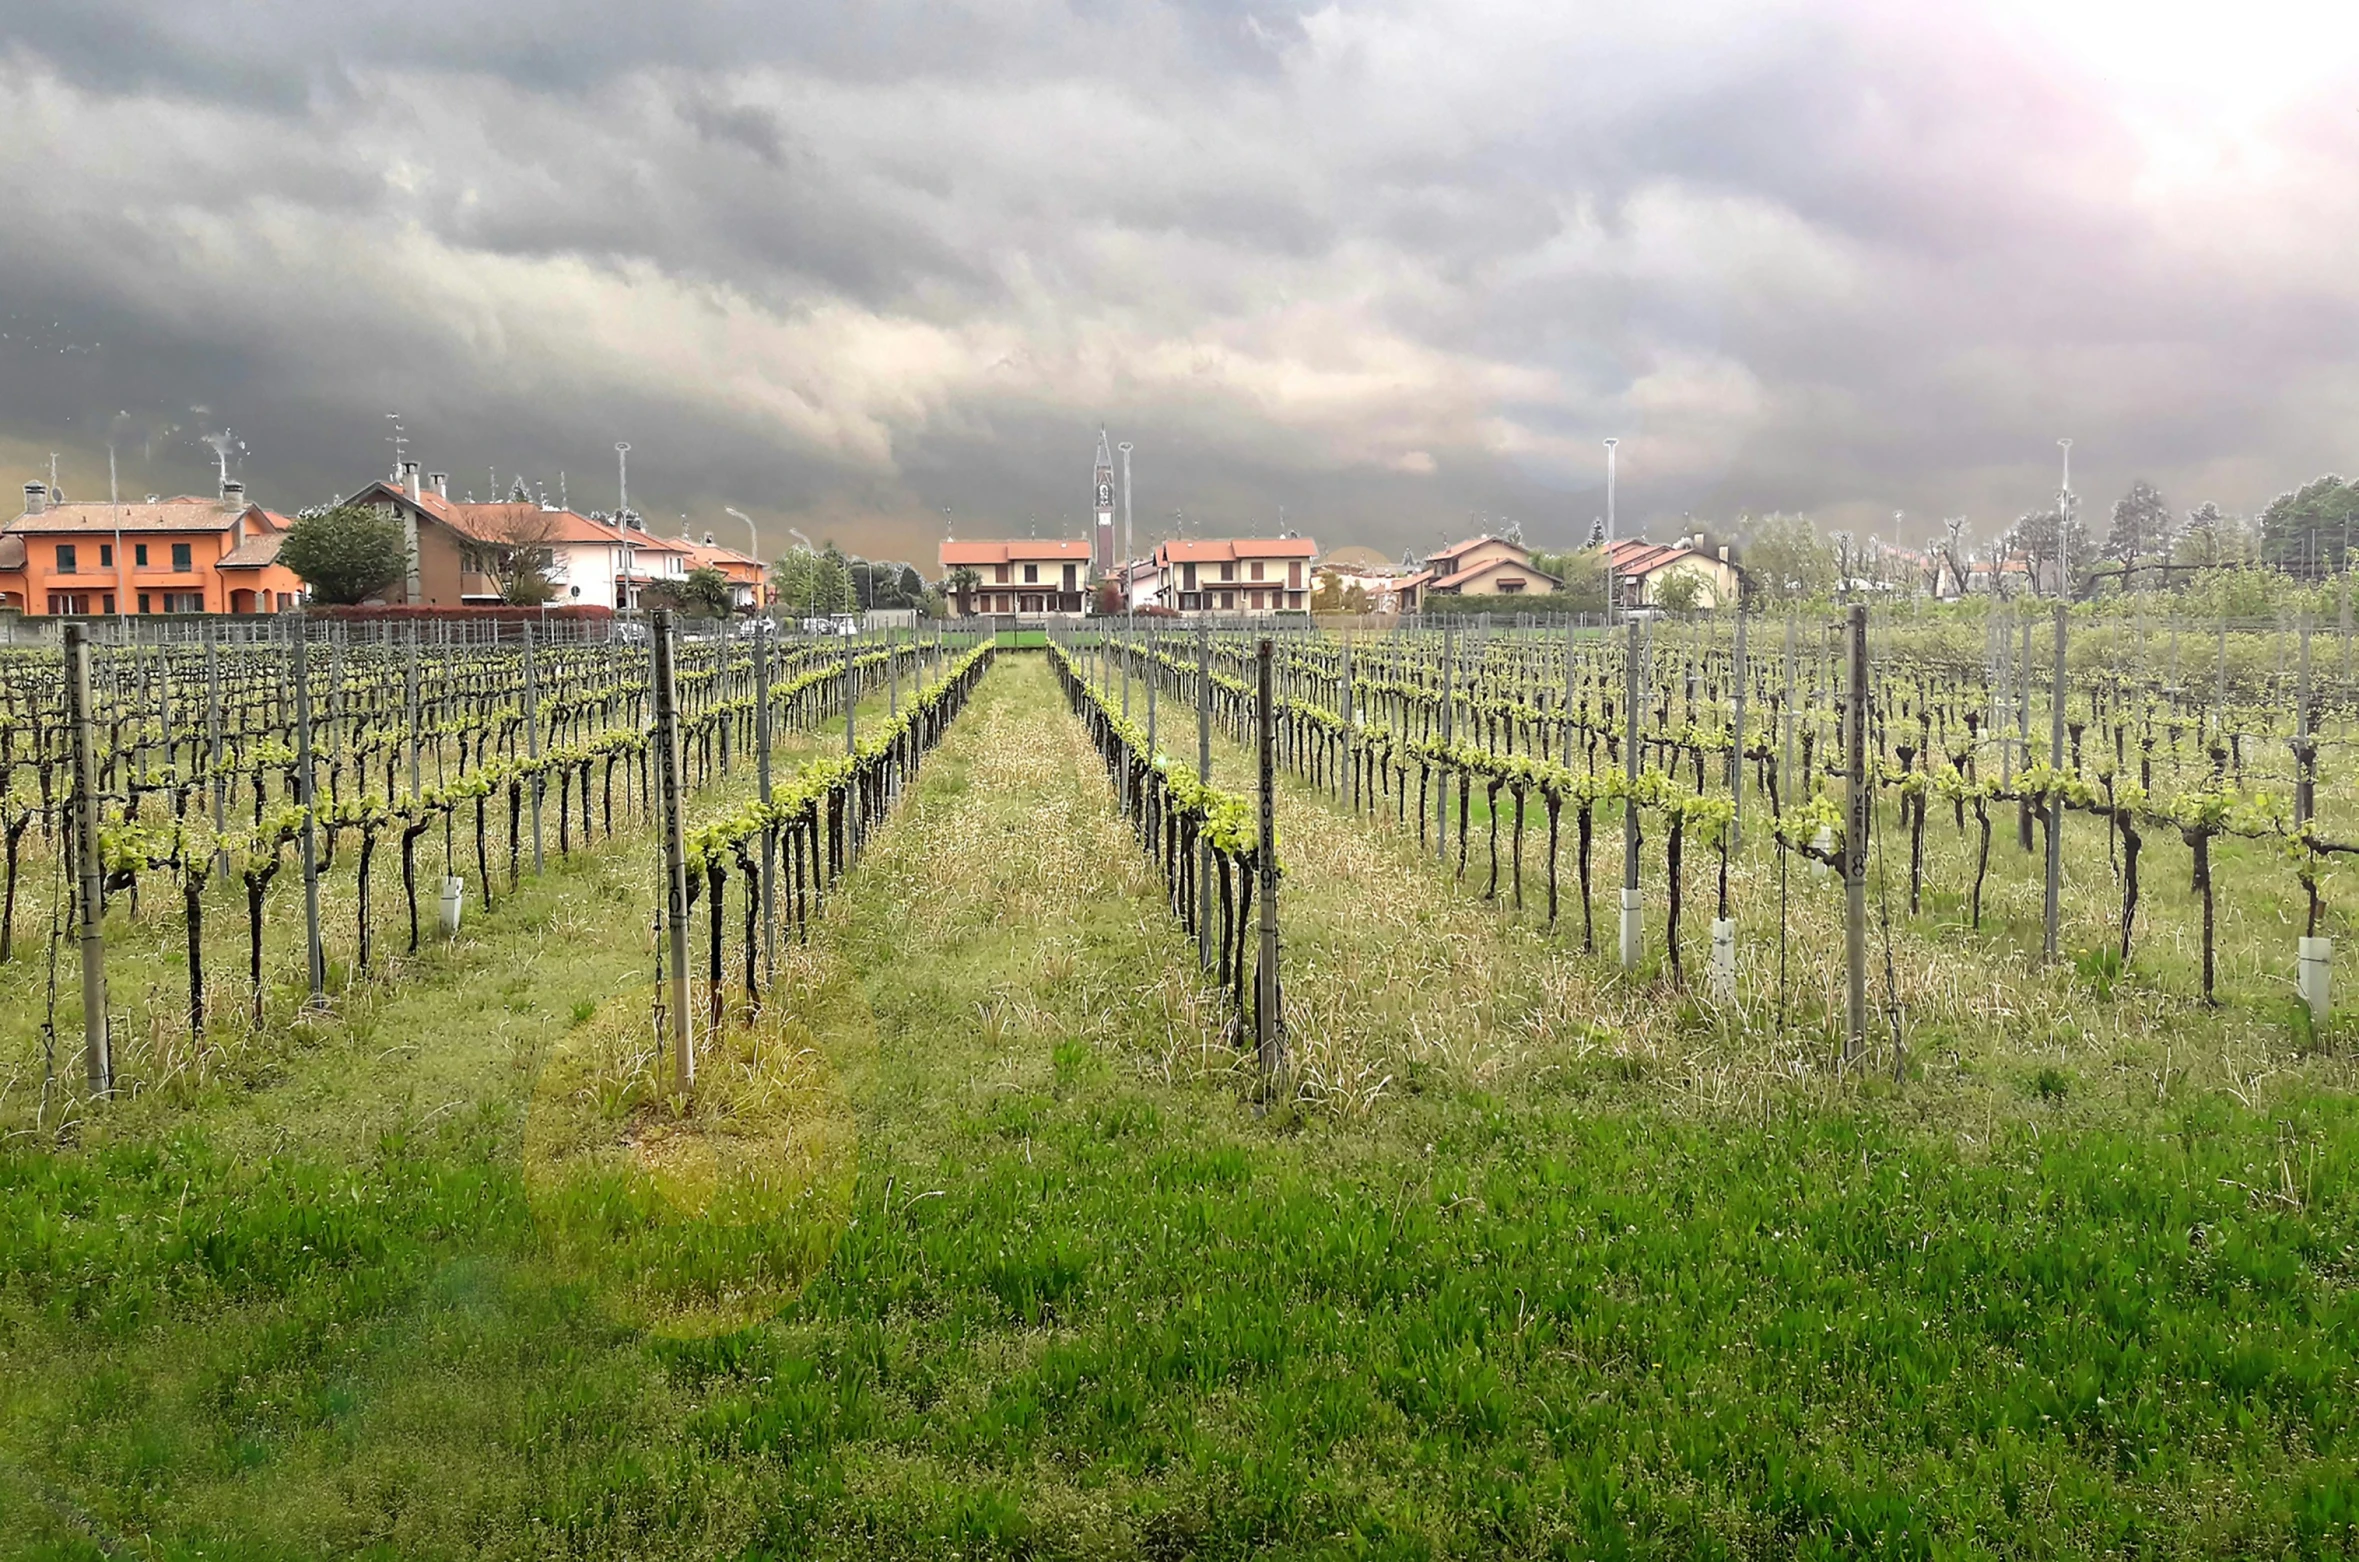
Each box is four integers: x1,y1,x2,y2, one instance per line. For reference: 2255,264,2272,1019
1601,537,1742,609
1419,534,1563,600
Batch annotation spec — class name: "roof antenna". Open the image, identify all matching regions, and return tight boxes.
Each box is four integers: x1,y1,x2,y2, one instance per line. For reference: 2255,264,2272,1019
559,470,568,510
386,413,405,483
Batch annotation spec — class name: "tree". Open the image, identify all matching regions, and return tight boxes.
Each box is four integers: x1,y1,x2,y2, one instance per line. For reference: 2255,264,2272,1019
2104,481,2172,569
2177,502,2224,568
1936,516,1972,598
279,503,409,605
646,564,736,619
2003,507,2097,596
483,509,566,605
2258,474,2359,576
1736,513,1836,603
1655,570,1706,613
1309,568,1346,611
944,565,981,611
1585,516,1606,547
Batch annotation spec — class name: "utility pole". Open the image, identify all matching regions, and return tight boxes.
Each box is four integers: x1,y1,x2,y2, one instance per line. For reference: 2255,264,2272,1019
64,625,109,1092
652,610,693,1096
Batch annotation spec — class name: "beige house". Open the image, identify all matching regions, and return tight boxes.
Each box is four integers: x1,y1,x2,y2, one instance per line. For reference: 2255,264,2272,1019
1602,538,1742,609
1153,538,1318,614
1422,534,1562,598
939,538,1091,615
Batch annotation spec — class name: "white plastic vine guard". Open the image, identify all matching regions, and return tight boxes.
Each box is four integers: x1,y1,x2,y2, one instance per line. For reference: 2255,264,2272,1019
1619,888,1642,971
438,875,466,938
1812,825,1834,879
1708,917,1737,1005
2298,935,2331,1026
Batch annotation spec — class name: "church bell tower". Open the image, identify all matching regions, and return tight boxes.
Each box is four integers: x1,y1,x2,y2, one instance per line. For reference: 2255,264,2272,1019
1091,428,1116,577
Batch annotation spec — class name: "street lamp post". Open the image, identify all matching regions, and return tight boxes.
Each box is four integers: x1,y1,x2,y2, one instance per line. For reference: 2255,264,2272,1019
1603,436,1620,623
2057,438,2073,599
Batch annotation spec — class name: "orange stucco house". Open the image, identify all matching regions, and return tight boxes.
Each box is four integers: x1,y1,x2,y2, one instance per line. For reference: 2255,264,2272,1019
1,479,307,615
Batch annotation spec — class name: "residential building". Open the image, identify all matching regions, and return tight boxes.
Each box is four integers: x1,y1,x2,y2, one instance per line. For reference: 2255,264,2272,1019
681,535,770,609
0,478,306,614
1420,534,1563,598
1150,537,1319,614
939,538,1092,615
350,466,690,608
1602,537,1742,609
1312,545,1428,614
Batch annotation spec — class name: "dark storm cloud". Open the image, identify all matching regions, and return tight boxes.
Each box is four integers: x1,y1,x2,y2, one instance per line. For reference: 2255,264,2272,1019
2,0,2356,564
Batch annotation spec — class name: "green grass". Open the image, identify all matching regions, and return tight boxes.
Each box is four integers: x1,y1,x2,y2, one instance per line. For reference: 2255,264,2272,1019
3,654,2359,1557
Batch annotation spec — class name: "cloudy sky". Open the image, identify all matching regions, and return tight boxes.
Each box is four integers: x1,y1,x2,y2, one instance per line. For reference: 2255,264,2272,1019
3,0,2356,566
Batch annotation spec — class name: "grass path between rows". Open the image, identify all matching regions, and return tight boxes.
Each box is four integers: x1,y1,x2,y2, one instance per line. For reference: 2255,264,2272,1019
6,653,2359,1557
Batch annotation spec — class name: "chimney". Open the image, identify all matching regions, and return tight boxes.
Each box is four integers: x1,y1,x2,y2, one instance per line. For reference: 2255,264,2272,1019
400,459,420,496
222,478,246,509
703,531,715,546
431,472,449,499
22,482,46,517
1718,545,1730,562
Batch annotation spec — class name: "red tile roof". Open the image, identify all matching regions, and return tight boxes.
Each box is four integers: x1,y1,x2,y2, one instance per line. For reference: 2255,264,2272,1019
6,497,255,534
1154,537,1318,564
940,538,1092,566
1431,556,1563,591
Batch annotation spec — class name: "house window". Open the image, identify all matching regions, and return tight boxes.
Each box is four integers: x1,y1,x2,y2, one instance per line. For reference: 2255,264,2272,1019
172,542,192,571
138,594,151,614
1063,564,1076,591
163,592,204,613
98,544,113,567
102,595,115,615
1024,563,1039,583
994,564,1010,584
135,544,149,567
1219,562,1234,582
1251,590,1266,610
1496,579,1525,594
1249,561,1265,581
1288,562,1302,589
1183,562,1197,590
55,545,75,574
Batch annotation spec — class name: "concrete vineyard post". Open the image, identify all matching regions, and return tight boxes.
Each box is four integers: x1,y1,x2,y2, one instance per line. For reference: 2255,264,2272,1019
205,622,228,882
1730,607,1748,853
1145,623,1158,769
1621,614,1643,970
843,627,858,847
1255,638,1284,1097
1197,623,1214,971
1564,619,1577,766
2018,614,2034,852
1439,627,1455,861
292,616,327,1005
2296,615,2314,828
405,626,422,805
1844,603,1869,1061
64,624,109,1093
890,625,899,720
2044,605,2066,963
755,617,777,986
526,621,544,875
653,610,694,1096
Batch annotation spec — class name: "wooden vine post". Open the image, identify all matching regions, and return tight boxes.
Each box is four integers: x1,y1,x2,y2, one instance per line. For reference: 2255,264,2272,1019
652,609,694,1096
64,623,109,1093
1255,637,1284,1096
1844,602,1869,1062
